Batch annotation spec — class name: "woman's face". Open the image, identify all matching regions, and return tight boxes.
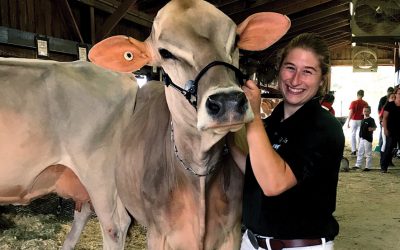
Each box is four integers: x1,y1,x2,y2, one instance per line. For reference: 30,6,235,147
278,48,323,108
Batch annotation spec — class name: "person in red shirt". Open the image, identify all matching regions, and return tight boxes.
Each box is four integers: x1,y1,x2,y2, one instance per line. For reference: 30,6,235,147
321,93,335,116
347,89,368,155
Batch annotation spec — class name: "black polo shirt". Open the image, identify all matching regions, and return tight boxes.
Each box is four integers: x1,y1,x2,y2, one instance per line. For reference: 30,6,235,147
384,101,400,138
242,97,345,240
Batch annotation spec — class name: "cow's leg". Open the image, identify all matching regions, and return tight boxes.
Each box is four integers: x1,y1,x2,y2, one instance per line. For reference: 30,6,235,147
61,201,92,250
216,223,242,250
91,195,131,250
146,227,167,250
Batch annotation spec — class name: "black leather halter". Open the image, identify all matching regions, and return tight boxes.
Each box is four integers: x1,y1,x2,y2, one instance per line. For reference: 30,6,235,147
163,61,248,110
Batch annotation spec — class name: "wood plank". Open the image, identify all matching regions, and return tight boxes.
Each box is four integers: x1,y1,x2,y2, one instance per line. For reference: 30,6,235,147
19,0,28,31
0,0,10,26
396,43,399,82
224,0,334,22
77,0,152,28
90,6,95,44
0,44,35,58
35,0,45,34
44,0,52,35
26,0,35,32
9,0,17,28
57,0,84,43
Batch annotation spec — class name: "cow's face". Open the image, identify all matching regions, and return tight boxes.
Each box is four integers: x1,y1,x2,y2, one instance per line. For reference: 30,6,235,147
150,0,249,134
88,0,290,135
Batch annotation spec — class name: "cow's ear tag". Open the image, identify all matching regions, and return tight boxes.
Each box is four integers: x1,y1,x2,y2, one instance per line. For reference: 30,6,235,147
124,51,134,61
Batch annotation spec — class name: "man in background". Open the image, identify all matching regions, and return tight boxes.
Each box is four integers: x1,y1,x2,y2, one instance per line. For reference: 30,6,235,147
347,89,368,155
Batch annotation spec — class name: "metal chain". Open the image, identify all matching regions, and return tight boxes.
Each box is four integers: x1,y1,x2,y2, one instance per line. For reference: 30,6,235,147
170,121,217,177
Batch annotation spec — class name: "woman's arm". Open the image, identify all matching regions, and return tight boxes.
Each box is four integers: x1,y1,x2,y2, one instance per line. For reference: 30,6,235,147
243,80,297,196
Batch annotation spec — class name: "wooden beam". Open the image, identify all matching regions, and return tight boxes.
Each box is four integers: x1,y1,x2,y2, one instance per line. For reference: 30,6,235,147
90,6,96,44
58,0,84,43
0,26,90,55
323,33,351,43
331,59,394,66
221,0,333,17
289,3,349,27
75,0,153,28
329,41,350,50
288,16,349,35
310,20,349,35
395,42,399,75
319,28,350,38
96,0,138,41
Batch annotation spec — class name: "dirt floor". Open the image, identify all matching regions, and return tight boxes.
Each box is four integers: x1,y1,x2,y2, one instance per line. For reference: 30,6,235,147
1,148,400,250
334,148,400,250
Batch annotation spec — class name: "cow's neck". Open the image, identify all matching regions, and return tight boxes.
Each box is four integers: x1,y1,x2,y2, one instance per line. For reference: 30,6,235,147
170,119,225,176
166,88,226,175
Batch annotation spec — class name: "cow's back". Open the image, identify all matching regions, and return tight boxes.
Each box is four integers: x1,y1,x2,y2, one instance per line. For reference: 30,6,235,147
0,58,138,204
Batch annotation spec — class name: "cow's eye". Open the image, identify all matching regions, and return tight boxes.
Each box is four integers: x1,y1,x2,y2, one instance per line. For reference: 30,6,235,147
159,49,177,60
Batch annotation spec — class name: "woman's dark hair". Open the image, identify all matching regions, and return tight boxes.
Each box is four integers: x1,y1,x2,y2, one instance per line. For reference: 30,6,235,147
322,93,335,103
276,33,331,96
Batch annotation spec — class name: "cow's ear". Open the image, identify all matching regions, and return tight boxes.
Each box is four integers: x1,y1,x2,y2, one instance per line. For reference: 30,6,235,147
236,12,290,51
88,35,152,73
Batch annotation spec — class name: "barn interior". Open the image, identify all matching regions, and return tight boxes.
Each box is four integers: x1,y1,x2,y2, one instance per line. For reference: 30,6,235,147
1,1,400,250
0,0,399,89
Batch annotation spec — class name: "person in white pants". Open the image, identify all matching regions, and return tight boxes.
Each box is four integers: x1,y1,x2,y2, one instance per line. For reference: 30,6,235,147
354,106,376,171
347,90,368,155
349,119,362,154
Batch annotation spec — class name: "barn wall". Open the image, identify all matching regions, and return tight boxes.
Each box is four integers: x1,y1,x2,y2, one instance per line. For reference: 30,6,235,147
0,0,149,61
331,46,394,66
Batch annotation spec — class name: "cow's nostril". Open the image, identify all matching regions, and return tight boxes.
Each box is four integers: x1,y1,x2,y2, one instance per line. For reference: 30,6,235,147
206,96,222,115
236,92,247,113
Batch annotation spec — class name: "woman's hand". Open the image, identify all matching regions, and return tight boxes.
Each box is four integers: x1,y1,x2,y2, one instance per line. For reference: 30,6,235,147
242,80,261,118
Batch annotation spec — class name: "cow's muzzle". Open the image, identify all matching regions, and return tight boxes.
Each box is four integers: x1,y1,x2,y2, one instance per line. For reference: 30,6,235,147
206,91,247,117
163,61,247,110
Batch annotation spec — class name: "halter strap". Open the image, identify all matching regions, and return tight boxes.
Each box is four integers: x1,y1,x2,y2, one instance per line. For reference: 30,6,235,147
163,61,247,110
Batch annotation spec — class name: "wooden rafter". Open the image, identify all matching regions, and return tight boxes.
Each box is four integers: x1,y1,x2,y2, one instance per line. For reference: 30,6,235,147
58,0,84,44
96,0,138,41
77,0,153,28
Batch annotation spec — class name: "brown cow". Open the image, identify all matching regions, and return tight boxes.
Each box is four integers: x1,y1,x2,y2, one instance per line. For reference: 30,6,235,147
89,0,290,249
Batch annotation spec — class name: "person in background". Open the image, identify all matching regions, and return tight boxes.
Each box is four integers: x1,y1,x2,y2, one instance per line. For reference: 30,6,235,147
229,33,344,250
321,93,335,116
347,89,368,156
353,106,376,171
379,92,396,167
378,87,395,147
380,86,400,173
378,87,395,114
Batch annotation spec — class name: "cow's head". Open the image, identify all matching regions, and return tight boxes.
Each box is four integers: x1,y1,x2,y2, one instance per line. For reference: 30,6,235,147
89,0,290,135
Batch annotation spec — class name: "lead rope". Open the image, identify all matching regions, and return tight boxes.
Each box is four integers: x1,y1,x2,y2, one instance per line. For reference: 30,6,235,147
170,121,218,177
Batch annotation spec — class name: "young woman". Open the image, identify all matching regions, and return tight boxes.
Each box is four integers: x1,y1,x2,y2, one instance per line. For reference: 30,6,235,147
230,33,345,250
